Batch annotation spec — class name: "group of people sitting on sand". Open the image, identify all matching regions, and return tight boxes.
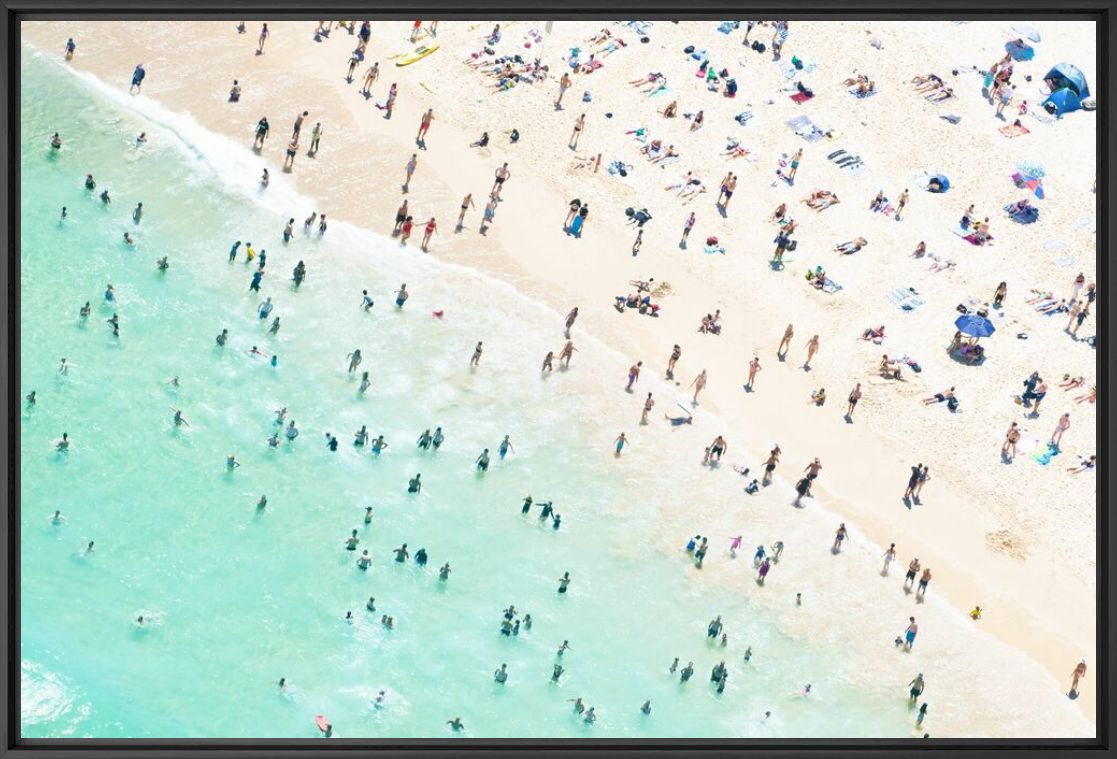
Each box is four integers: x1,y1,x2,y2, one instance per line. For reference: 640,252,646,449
844,73,876,96
698,309,723,335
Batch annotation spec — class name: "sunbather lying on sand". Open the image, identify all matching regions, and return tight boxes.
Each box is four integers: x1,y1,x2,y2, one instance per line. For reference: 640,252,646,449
1025,289,1054,304
804,190,840,210
1036,298,1069,314
1060,375,1086,390
911,74,943,92
1075,386,1096,404
591,29,614,44
835,237,867,254
926,86,955,102
928,256,956,273
651,145,678,164
861,325,886,341
629,72,662,86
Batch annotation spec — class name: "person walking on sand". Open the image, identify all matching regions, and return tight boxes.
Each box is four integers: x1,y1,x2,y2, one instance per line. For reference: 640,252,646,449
129,63,146,94
421,217,438,251
555,72,572,108
564,307,579,338
569,114,586,150
904,464,923,499
457,194,475,230
778,324,794,357
747,356,761,390
914,467,930,499
256,23,269,54
65,37,76,60
803,334,820,369
1051,412,1070,448
470,341,483,367
399,216,414,245
403,153,418,193
787,148,803,184
362,61,380,94
253,116,270,149
666,344,681,379
895,189,909,221
614,432,628,457
492,163,511,195
284,136,298,169
641,393,655,424
680,211,696,247
626,361,642,392
393,200,409,235
846,383,862,419
1002,422,1021,459
690,370,708,404
309,122,322,154
1071,660,1087,696
416,108,434,144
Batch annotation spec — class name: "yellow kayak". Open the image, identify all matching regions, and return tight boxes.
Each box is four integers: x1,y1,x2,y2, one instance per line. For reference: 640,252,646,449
395,44,440,66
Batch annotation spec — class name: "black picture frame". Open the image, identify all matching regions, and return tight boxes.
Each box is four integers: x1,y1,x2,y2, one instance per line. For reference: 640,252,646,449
1,2,1111,758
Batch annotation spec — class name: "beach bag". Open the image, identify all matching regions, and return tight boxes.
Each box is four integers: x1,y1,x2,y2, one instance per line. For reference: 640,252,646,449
787,239,798,252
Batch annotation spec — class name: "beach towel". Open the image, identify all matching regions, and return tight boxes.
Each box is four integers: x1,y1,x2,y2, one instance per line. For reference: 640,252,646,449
1005,204,1039,224
786,115,812,132
820,278,843,294
1000,123,1030,137
1032,442,1060,465
790,92,813,104
940,114,962,124
887,287,925,311
849,86,878,98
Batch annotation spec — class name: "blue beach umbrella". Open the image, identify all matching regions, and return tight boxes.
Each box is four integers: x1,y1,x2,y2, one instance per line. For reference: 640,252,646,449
955,313,996,338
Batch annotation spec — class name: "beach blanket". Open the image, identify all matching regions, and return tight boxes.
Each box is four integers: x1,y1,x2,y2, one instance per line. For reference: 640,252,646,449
1000,123,1030,137
786,115,826,143
790,92,814,104
1005,204,1039,224
950,226,987,245
887,287,925,311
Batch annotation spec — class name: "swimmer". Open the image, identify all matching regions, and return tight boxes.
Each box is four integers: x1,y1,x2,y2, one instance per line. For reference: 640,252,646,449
285,420,299,441
104,284,116,302
439,562,451,580
50,509,64,524
498,435,514,460
26,390,36,407
432,427,445,449
170,407,190,427
274,407,287,426
552,664,565,682
356,550,372,570
358,372,371,394
641,700,652,715
680,661,695,682
557,571,571,593
366,597,376,611
347,349,363,373
133,202,143,224
60,206,67,220
364,507,373,523
55,432,70,451
256,495,267,511
558,640,572,656
394,284,409,309
373,690,386,709
408,474,422,493
124,232,135,245
494,663,508,683
156,256,169,270
569,697,585,714
908,673,925,702
58,357,74,375
743,646,752,663
361,290,375,311
393,543,409,562
476,448,490,471
415,548,428,566
79,302,91,321
446,717,464,731
50,132,62,149
226,454,240,470
796,684,812,697
345,529,360,550
371,435,388,456
277,677,286,690
266,432,280,448
354,425,369,447
583,707,596,724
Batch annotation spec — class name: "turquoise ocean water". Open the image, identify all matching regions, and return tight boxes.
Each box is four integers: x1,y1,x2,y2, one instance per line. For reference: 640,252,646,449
19,45,1092,739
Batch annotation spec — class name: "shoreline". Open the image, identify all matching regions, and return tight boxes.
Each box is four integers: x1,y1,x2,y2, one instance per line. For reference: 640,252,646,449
20,18,1097,727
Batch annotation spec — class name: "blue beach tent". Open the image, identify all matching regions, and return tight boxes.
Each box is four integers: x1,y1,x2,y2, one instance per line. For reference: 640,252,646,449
1044,63,1089,98
1043,88,1082,116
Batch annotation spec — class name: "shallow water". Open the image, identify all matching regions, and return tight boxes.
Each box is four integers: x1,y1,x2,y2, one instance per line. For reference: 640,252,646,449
19,46,1092,740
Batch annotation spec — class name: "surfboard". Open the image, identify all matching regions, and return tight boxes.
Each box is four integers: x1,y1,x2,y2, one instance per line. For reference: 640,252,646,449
315,715,330,733
395,44,440,67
